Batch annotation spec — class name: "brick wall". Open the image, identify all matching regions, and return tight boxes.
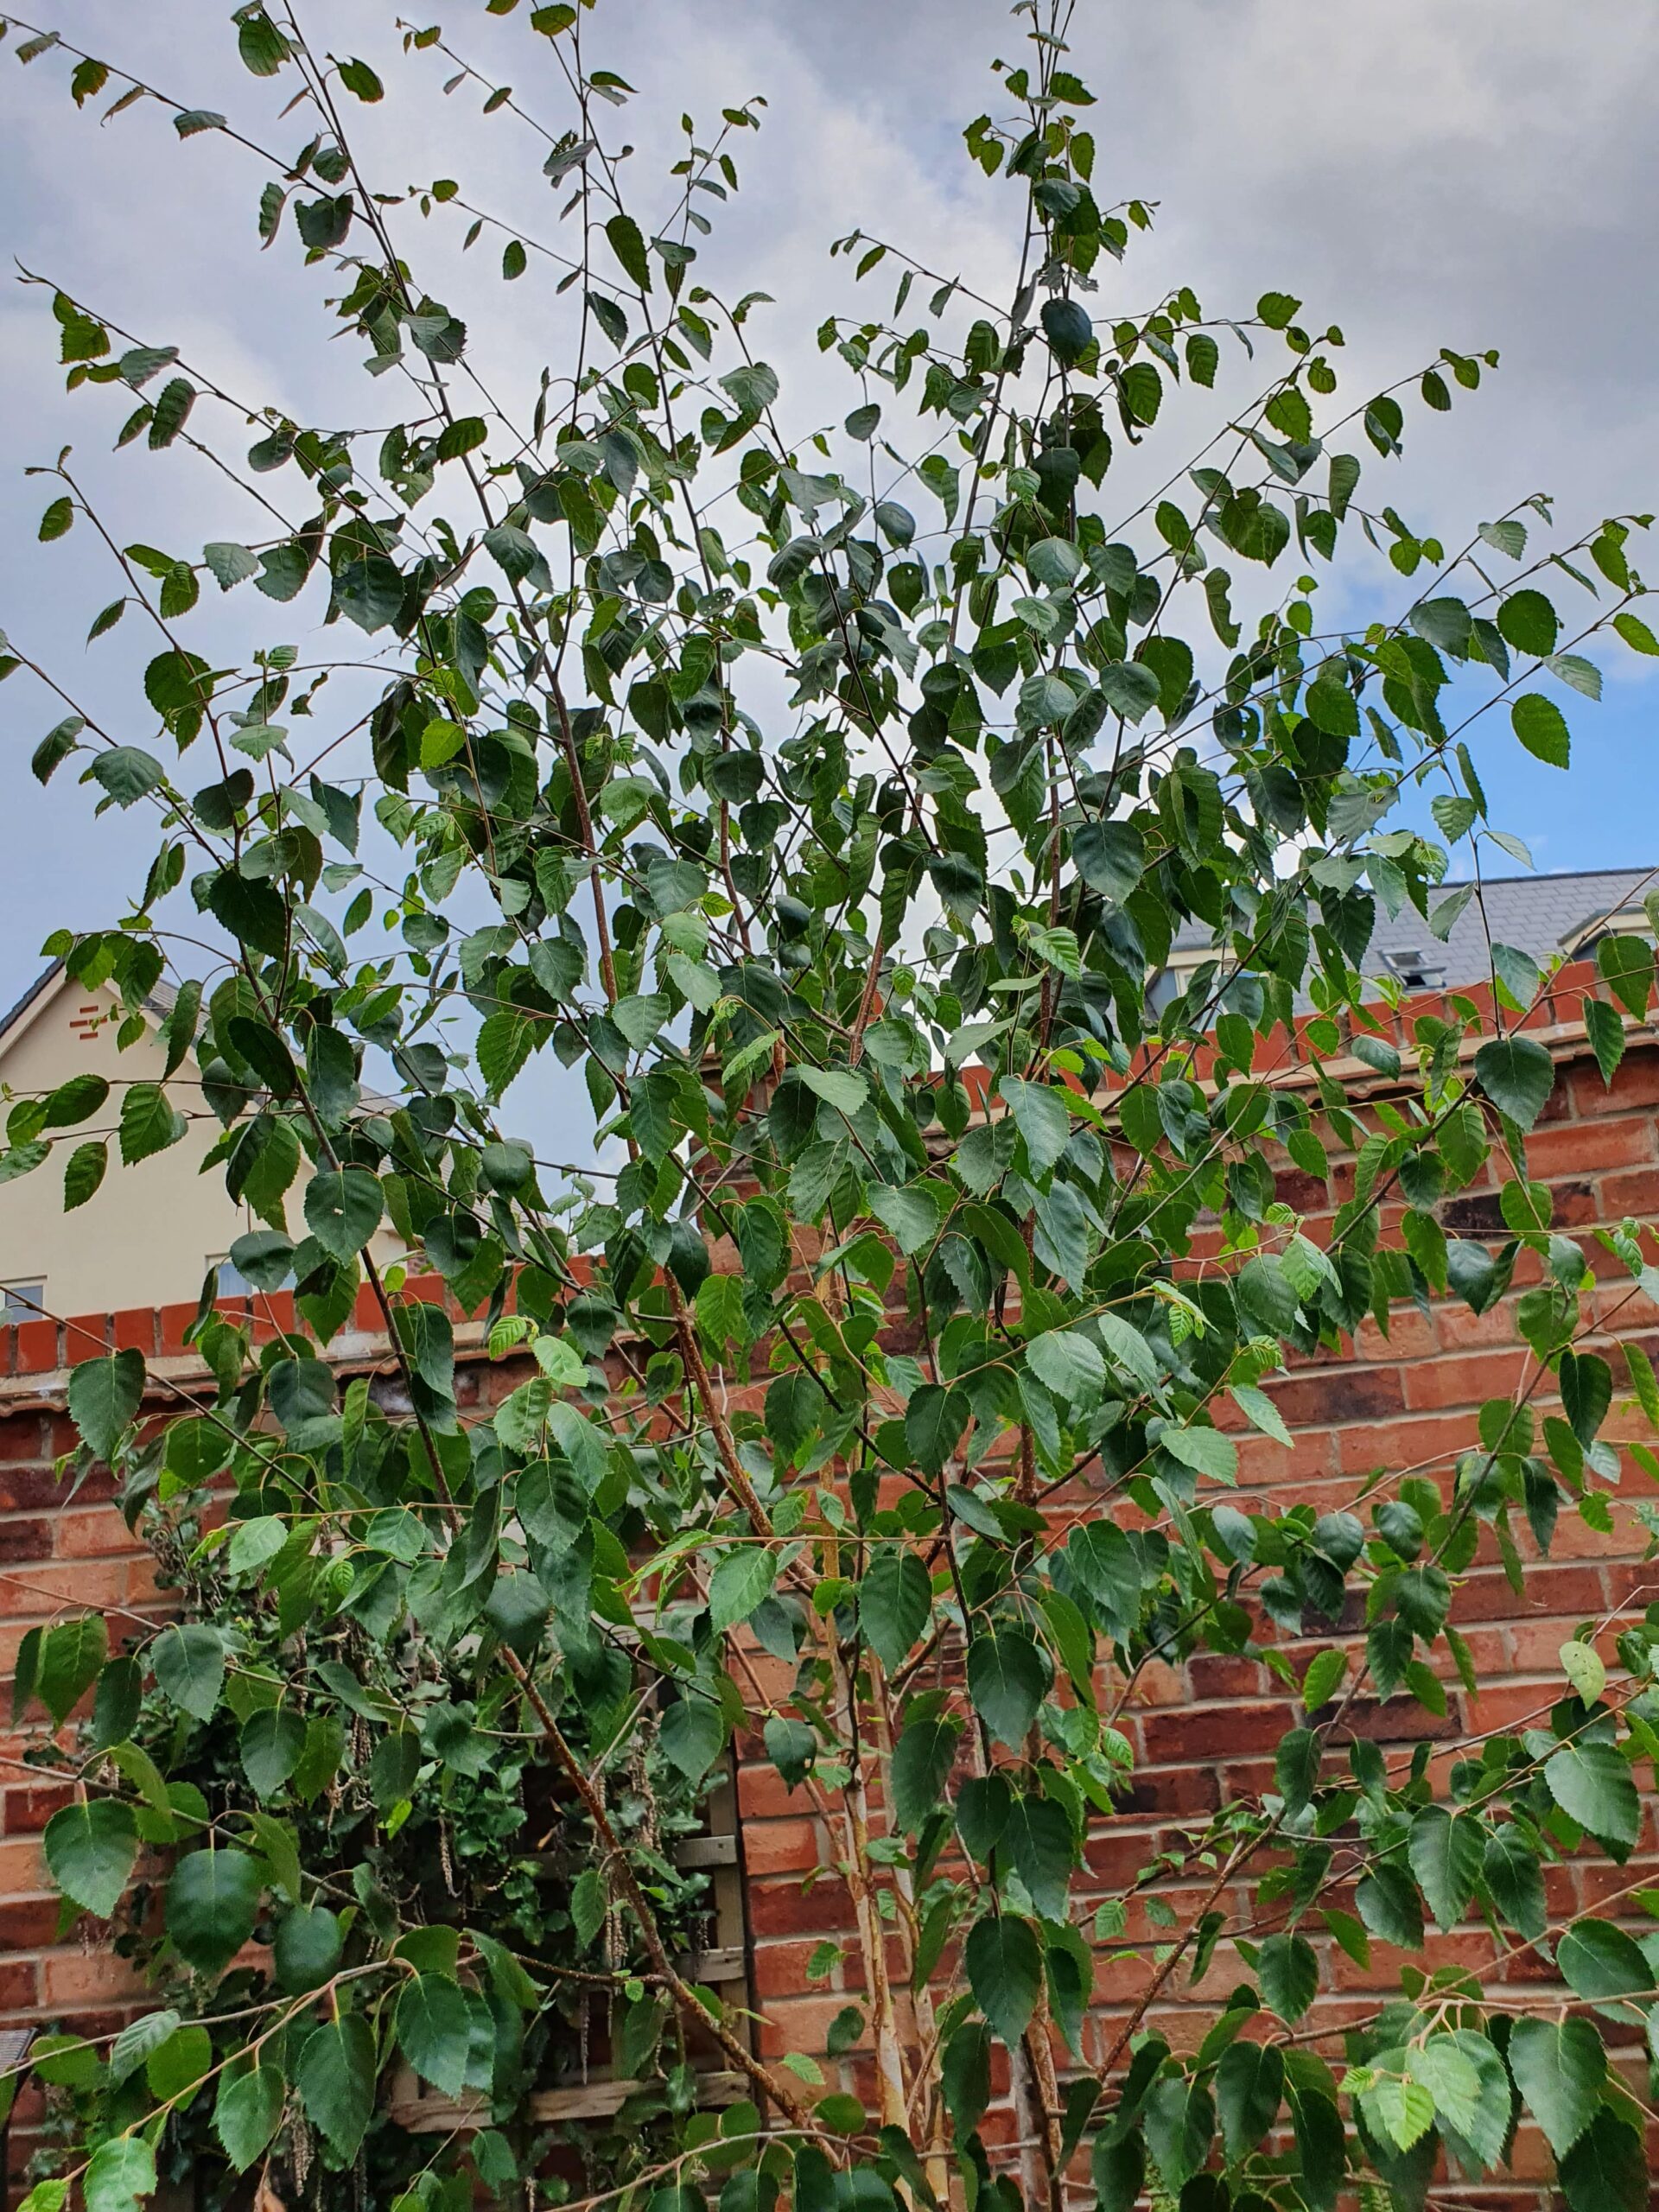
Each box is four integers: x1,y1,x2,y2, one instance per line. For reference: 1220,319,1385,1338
730,1025,1659,2209
3,981,1658,2204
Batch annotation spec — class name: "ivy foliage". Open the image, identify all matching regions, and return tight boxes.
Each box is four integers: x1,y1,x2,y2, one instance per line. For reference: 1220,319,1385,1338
6,3,1659,2211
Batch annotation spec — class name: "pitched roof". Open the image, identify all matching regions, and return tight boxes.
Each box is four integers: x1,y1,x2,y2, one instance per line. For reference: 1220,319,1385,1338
0,960,179,1056
0,959,65,1047
1171,866,1655,988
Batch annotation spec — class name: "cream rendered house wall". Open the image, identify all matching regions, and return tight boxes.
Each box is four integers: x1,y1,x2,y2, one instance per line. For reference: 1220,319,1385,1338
0,970,401,1318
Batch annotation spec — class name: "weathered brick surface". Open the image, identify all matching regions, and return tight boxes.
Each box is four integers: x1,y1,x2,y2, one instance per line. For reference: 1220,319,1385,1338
1,1001,1656,2203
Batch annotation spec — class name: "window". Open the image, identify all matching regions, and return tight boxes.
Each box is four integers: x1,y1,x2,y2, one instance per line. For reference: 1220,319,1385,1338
0,1282,45,1325
207,1255,252,1296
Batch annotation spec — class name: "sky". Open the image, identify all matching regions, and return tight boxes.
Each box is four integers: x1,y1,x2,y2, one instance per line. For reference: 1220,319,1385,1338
3,0,1659,1011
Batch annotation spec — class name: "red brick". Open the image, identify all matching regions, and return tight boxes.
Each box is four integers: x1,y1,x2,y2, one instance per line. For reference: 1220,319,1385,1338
1603,1167,1659,1215
2,1783,74,1834
752,1940,853,2000
110,1310,156,1357
1571,1049,1659,1115
0,1956,38,2011
0,1520,51,1565
0,1415,45,1465
741,1820,824,1877
11,1321,59,1376
1401,1346,1528,1412
1524,1115,1655,1175
1337,1409,1474,1477
1265,1365,1404,1429
747,1878,856,1938
62,1313,111,1360
41,1951,148,2006
1141,1702,1297,1764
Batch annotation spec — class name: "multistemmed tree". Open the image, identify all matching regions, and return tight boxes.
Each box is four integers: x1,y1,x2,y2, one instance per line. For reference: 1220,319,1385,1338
3,3,1659,2209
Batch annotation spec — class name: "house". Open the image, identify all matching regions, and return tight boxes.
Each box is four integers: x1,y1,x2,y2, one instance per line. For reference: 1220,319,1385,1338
0,960,398,1322
1154,861,1656,1007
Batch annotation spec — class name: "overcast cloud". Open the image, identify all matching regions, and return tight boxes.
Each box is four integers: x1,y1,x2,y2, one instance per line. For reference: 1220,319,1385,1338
3,0,1658,992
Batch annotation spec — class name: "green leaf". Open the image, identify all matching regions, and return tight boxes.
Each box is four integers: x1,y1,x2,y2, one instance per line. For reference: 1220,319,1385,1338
966,1624,1047,1749
1258,1931,1318,2021
859,1548,931,1671
1558,1916,1655,2002
153,1624,226,1721
1003,1792,1072,1919
1497,588,1559,657
337,56,384,100
39,494,73,541
67,1350,145,1460
296,2013,376,2160
708,1547,778,1635
240,1707,306,1797
62,1140,108,1211
214,2064,286,2171
36,1616,107,1726
1559,1637,1606,1705
891,1719,957,1834
964,1914,1041,2048
1507,2017,1604,2159
1582,995,1624,1087
237,11,289,74
147,376,195,448
203,540,258,589
605,213,652,290
1072,818,1146,900
0,1140,48,1185
84,2137,156,2212
109,2011,181,2088
1473,1034,1555,1129
1546,1742,1641,1856
1560,2111,1646,2212
477,1009,537,1096
166,1847,262,1977
1511,691,1571,767
659,1696,725,1781
866,1181,947,1256
119,1082,185,1165
33,715,85,783
1160,1423,1237,1484
1216,2037,1283,2159
906,1382,969,1476
88,746,164,808
1026,1328,1105,1405
304,1167,384,1261
43,1797,138,1917
941,2023,992,2136
1483,1823,1547,1938
1597,933,1654,1019
1613,610,1659,657
396,1972,471,2095
1407,1805,1482,1929
998,1077,1070,1175
273,1903,341,1993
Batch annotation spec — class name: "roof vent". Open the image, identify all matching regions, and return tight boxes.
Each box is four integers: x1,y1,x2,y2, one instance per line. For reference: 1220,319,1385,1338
1382,946,1446,991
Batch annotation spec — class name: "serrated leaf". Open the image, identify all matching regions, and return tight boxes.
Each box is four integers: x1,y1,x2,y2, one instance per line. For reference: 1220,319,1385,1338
1508,2017,1604,2158
43,1797,137,1917
858,1548,931,1671
1546,1743,1641,1856
964,1914,1040,2048
708,1546,777,1635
